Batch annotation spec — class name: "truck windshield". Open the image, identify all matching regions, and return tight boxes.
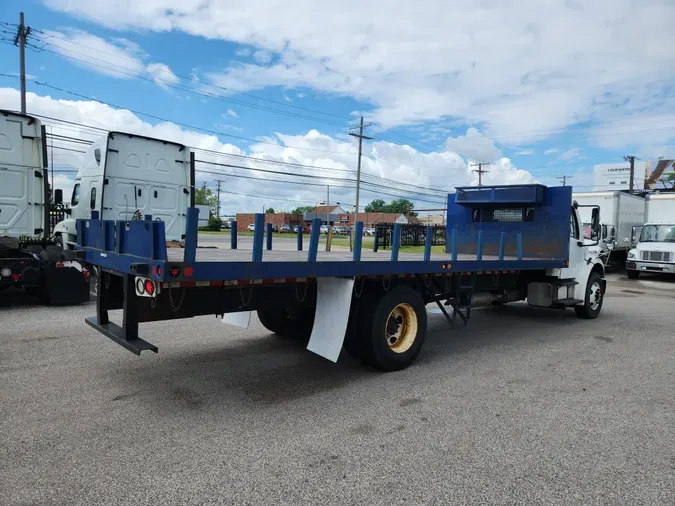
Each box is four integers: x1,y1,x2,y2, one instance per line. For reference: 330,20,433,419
640,224,675,243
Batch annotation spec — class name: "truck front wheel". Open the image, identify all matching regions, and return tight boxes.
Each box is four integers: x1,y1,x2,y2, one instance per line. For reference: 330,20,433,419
626,270,640,279
574,272,604,319
353,284,427,371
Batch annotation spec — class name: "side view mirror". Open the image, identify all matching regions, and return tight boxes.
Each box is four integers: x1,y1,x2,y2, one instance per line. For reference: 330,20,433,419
591,207,600,233
54,189,63,205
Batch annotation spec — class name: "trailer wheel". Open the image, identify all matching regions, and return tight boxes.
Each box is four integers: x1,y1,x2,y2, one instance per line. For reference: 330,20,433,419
257,307,315,340
574,272,604,319
357,285,427,371
626,270,640,279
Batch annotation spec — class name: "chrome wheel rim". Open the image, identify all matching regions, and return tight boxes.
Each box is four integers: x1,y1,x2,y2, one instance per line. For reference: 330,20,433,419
589,281,602,310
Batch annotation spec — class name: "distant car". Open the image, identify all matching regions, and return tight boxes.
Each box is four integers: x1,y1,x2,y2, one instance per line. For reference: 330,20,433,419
247,223,255,231
270,224,279,233
279,224,292,233
320,225,330,234
220,222,230,230
364,228,375,236
333,226,348,235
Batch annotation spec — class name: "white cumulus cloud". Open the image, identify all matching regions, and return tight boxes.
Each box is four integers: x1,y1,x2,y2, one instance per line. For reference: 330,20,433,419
41,29,178,91
0,87,539,213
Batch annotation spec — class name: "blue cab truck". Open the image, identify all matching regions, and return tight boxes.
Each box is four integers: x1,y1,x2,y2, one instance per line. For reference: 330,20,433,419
74,184,605,371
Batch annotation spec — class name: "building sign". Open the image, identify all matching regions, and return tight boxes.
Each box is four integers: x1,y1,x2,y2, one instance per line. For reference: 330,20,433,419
339,214,349,222
594,162,647,190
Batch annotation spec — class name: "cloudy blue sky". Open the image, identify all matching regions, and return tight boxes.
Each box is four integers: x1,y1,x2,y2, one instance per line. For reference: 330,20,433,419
1,0,674,213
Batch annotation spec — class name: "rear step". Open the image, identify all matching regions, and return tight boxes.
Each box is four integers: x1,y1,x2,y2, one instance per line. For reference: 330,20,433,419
85,317,158,355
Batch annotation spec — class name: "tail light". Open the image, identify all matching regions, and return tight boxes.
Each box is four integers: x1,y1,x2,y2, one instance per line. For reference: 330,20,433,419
135,277,160,298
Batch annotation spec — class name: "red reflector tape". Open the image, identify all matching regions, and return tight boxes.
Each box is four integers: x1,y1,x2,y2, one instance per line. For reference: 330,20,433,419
55,262,64,268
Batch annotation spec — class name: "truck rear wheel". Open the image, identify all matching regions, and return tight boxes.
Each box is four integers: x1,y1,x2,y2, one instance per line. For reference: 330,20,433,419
574,272,604,319
353,284,427,371
257,307,315,340
626,270,640,279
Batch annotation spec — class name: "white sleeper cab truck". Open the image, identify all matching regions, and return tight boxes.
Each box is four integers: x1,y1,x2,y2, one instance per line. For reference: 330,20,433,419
626,193,675,278
573,191,645,266
0,109,88,304
54,131,192,248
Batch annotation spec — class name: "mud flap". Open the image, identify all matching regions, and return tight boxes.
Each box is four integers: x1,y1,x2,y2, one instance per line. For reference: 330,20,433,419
42,261,89,305
306,277,354,362
221,311,252,328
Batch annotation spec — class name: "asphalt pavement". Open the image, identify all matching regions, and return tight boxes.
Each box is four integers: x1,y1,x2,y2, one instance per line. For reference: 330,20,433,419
1,272,674,505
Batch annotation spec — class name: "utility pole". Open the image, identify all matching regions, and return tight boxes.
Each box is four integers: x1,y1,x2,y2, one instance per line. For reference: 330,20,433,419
557,175,573,186
326,185,330,226
470,163,489,186
624,155,637,193
13,12,31,114
215,180,222,219
349,116,373,218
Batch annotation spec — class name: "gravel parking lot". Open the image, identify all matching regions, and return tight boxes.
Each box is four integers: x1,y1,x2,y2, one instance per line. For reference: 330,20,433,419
1,273,674,505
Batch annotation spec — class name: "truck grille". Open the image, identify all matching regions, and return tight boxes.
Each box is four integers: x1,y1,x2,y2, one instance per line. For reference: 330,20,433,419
641,251,672,262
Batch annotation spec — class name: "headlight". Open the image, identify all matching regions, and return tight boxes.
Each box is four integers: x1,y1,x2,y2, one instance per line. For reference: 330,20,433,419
627,251,636,259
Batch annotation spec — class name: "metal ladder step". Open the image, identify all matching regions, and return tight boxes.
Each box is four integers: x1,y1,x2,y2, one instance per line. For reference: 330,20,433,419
552,298,584,308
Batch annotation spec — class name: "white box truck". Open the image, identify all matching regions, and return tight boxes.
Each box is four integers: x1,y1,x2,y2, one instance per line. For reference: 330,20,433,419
0,109,89,304
573,191,646,265
626,193,675,278
53,131,193,247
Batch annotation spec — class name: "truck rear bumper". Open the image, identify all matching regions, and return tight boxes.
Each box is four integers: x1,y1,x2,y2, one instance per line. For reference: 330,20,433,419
626,261,675,273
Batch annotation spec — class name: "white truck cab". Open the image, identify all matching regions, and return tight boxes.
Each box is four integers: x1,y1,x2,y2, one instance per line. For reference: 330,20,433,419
626,223,675,278
54,132,191,247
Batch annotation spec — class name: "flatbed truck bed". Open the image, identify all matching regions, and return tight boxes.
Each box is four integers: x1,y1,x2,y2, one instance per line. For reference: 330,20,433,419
75,184,607,371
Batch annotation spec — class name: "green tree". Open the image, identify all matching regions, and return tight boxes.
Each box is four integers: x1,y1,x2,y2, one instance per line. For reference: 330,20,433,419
206,216,222,231
364,199,386,212
386,198,417,216
194,183,219,212
290,205,316,215
265,207,276,214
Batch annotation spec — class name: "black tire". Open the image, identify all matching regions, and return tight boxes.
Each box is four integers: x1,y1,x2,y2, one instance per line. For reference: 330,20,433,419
626,270,640,279
574,272,604,319
257,307,315,340
355,284,427,371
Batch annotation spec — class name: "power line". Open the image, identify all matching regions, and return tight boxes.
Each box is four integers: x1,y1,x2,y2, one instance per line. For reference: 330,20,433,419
30,27,354,123
556,175,573,186
23,34,351,129
35,119,452,196
0,73,355,155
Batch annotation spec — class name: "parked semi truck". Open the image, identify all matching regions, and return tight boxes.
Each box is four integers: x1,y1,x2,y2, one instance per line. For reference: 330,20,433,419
0,109,89,304
626,193,675,278
573,191,645,266
73,184,605,371
53,131,193,248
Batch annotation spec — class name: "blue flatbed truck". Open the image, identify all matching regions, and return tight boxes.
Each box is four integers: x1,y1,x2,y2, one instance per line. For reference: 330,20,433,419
74,184,606,371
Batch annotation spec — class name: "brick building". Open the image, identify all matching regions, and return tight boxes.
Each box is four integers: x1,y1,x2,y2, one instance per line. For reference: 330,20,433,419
234,212,302,232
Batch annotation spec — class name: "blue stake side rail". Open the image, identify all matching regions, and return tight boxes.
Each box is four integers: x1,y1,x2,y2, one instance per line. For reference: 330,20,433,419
75,185,573,283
